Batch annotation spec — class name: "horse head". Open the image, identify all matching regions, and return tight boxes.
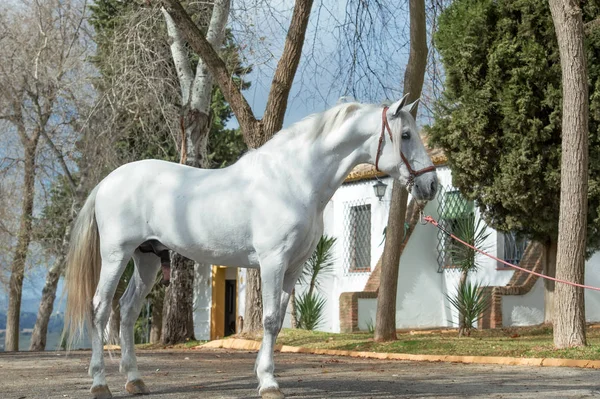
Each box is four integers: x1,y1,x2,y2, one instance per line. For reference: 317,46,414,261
372,94,438,201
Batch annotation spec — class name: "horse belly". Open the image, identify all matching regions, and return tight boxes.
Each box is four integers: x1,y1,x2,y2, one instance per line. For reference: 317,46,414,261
152,199,258,268
163,233,259,268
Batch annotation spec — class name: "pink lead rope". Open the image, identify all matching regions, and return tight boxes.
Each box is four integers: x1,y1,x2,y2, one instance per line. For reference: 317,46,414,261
422,215,600,292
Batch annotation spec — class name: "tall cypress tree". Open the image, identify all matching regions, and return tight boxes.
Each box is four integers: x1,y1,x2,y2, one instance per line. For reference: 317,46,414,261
428,0,600,321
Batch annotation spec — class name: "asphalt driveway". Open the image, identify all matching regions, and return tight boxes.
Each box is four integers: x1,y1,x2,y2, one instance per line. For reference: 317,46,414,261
1,348,599,398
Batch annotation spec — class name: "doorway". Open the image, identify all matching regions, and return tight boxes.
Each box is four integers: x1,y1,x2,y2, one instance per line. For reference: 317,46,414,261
224,280,237,336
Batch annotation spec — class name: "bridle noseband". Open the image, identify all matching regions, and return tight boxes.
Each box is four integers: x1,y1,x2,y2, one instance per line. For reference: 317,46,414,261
375,106,437,190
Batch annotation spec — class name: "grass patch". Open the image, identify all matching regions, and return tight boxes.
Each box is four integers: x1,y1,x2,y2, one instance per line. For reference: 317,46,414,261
265,325,600,360
137,339,207,350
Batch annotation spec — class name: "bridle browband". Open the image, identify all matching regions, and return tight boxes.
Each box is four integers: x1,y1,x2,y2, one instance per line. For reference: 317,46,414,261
375,106,437,189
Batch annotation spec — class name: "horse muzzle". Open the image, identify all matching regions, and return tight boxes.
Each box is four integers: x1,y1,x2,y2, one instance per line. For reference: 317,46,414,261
412,172,438,201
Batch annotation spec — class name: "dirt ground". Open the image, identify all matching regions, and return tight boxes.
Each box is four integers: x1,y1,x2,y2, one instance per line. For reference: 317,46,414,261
1,348,599,399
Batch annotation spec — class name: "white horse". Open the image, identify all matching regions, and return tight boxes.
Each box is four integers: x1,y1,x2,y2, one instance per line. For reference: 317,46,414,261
64,95,438,399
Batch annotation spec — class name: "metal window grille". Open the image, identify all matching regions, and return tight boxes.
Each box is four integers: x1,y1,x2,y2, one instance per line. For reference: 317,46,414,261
435,186,474,272
503,231,529,265
343,201,371,274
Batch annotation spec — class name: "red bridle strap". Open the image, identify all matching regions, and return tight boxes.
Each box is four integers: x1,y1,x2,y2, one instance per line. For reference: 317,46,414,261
375,107,437,180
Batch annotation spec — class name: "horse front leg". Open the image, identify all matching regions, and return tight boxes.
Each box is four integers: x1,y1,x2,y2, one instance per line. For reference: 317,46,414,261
255,257,286,399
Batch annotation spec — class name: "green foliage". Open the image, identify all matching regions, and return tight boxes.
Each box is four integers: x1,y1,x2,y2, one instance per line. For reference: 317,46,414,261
428,0,600,254
114,260,164,345
34,175,77,255
299,235,337,297
89,2,249,167
295,291,327,331
134,307,150,344
447,214,491,273
447,280,490,337
294,235,336,330
366,318,375,334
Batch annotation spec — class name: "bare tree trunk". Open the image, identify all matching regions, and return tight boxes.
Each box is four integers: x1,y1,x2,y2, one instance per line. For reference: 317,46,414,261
150,294,164,343
457,270,468,337
375,186,409,341
290,288,298,328
30,179,85,351
160,0,230,344
549,0,588,349
241,0,314,334
162,0,314,335
162,254,195,344
242,268,263,335
28,256,63,351
5,138,39,352
543,240,558,324
374,0,427,343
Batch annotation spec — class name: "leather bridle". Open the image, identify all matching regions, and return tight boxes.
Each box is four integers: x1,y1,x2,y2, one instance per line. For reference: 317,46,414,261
375,107,437,189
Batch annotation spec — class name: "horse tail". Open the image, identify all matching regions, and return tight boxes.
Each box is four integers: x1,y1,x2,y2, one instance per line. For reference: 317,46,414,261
63,185,101,349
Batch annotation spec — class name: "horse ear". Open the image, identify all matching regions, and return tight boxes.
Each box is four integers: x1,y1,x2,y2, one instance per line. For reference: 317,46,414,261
390,93,410,117
405,98,420,114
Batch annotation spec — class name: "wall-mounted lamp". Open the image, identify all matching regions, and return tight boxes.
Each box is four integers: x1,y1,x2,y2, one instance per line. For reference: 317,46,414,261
372,180,387,201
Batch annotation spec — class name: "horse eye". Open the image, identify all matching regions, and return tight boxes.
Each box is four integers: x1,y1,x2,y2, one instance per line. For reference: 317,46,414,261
402,130,411,139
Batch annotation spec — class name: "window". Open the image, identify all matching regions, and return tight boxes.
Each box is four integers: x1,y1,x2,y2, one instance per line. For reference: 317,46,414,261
343,202,371,274
435,188,475,272
502,231,529,266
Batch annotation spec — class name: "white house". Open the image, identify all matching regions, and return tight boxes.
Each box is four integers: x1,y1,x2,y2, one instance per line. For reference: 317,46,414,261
192,156,600,340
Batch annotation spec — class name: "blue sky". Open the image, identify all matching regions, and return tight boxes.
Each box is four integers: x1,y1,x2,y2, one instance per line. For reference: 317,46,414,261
228,0,414,128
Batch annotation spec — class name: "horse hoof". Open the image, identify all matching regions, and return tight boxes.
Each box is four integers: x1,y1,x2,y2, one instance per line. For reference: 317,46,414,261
260,387,285,399
125,379,150,395
91,385,113,399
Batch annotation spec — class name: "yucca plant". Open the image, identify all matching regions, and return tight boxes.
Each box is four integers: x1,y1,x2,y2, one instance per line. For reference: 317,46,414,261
292,235,336,330
295,291,327,330
447,214,491,337
446,281,490,337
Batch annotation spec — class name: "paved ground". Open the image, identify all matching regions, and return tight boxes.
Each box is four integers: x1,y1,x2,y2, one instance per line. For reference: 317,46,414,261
1,348,600,399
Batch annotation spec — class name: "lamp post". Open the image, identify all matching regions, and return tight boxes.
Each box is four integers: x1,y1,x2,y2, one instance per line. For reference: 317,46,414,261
373,180,387,201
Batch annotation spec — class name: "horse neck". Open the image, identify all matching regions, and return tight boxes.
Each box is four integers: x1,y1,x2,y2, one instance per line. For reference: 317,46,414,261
261,115,375,210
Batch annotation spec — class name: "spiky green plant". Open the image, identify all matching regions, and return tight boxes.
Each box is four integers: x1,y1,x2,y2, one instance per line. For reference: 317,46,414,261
300,235,337,297
295,292,327,331
446,281,490,337
293,235,336,330
447,214,490,274
446,213,491,336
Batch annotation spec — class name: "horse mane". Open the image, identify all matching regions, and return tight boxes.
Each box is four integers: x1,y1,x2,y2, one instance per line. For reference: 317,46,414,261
276,102,368,143
240,102,373,162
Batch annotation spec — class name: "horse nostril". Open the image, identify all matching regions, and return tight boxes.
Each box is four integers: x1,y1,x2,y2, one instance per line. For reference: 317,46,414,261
430,179,438,194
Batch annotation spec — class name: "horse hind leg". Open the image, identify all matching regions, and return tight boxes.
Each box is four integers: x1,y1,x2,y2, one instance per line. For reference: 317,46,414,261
89,254,132,399
119,250,161,395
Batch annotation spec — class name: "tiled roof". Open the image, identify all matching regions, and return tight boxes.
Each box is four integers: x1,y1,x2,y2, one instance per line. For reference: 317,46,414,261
345,140,446,183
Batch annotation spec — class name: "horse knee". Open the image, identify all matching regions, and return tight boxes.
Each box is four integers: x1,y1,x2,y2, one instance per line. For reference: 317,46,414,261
263,313,280,335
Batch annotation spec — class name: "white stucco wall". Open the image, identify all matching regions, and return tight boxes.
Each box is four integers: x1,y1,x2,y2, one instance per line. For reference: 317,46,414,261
502,279,545,327
352,180,512,331
193,263,212,340
237,268,247,325
358,298,377,330
586,253,600,322
498,253,600,327
203,165,600,338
